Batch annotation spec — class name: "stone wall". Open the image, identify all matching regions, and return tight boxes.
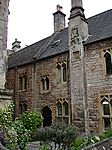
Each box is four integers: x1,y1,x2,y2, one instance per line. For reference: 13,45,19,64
7,52,70,123
33,52,69,123
85,38,112,133
6,64,33,117
83,137,112,150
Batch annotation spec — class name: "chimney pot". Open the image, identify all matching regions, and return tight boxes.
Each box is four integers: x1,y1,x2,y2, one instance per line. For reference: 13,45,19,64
12,38,21,52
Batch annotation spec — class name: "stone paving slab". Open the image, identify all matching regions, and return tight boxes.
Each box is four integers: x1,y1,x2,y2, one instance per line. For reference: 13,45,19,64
28,141,40,150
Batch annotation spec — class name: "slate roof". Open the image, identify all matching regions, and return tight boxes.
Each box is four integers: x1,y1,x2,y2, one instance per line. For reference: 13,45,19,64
86,9,112,44
8,9,112,69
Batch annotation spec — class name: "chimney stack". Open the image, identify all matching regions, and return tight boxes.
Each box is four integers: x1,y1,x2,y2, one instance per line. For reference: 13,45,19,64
53,5,66,33
12,38,21,52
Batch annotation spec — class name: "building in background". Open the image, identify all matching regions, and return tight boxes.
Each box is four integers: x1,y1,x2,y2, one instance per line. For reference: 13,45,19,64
7,0,112,133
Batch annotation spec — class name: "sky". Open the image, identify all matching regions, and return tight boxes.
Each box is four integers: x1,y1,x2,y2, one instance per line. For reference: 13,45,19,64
8,0,112,49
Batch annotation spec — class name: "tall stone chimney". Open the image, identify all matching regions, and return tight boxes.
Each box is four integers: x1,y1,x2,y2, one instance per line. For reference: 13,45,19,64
0,0,10,89
68,0,89,132
53,5,66,33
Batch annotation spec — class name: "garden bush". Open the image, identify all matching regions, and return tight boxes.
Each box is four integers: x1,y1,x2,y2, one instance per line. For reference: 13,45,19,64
0,101,43,150
35,123,77,150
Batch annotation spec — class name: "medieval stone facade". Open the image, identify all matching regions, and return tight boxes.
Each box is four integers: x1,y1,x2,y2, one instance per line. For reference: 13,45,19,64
7,0,112,133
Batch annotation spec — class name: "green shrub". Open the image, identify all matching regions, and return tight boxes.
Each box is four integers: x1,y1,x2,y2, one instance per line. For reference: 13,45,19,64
72,136,85,150
39,144,49,150
100,128,112,140
35,123,77,150
17,110,42,133
0,101,43,150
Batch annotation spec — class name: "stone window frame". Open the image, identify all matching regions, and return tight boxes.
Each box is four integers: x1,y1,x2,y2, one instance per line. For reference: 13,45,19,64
56,98,69,124
41,75,50,92
18,74,27,91
101,47,112,76
19,101,27,114
56,60,68,84
100,94,112,131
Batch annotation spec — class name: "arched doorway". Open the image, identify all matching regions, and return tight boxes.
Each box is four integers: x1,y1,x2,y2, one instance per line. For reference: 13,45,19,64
42,106,52,127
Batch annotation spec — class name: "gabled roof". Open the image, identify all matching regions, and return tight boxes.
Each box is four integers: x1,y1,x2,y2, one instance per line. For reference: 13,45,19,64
8,9,112,69
86,9,112,44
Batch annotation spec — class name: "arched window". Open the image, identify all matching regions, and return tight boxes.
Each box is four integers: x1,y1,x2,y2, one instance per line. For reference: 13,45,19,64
19,103,22,114
63,101,68,116
19,102,27,114
102,101,110,115
23,75,27,90
57,102,62,116
102,99,111,129
46,76,49,90
62,63,67,81
56,64,61,83
19,76,22,90
41,78,45,90
104,52,112,75
23,103,27,112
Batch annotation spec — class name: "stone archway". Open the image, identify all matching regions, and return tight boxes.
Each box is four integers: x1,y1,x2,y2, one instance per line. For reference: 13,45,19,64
42,106,52,127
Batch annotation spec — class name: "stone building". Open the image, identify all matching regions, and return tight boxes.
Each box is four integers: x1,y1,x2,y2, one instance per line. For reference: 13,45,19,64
7,0,112,133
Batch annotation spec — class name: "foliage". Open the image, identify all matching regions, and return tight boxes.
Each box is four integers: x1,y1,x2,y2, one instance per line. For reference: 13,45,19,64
0,100,16,148
99,128,112,141
17,110,42,133
72,136,85,150
39,144,49,150
0,100,14,128
0,101,43,150
13,119,31,150
34,123,77,150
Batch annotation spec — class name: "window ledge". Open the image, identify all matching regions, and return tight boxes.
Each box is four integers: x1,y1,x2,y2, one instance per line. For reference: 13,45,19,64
102,115,110,118
105,74,112,79
57,81,67,85
40,89,51,94
18,89,27,92
57,115,69,117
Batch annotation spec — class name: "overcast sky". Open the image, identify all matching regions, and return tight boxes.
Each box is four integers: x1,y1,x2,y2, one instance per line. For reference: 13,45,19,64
8,0,112,49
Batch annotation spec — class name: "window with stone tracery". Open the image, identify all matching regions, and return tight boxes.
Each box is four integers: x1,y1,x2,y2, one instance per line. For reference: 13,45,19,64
102,48,112,75
41,75,49,91
19,101,27,114
19,74,27,91
56,98,69,124
101,94,112,130
56,61,67,83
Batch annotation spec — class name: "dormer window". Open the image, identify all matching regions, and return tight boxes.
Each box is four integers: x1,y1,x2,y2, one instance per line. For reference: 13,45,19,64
51,40,61,48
